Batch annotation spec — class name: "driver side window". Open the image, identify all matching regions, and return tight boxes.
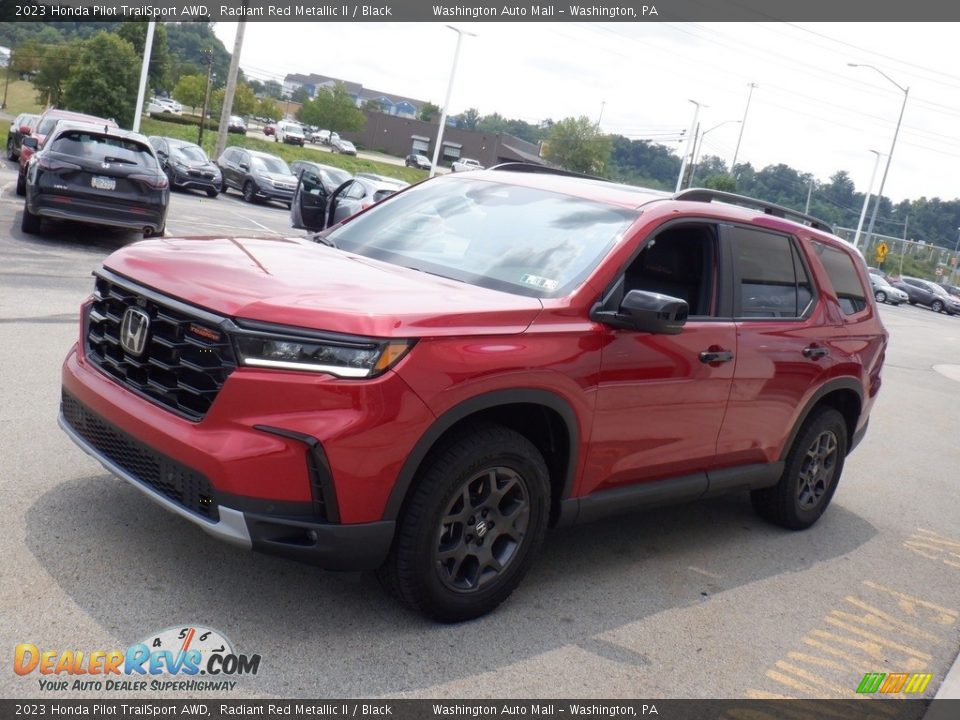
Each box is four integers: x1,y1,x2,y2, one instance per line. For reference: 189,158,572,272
623,224,720,318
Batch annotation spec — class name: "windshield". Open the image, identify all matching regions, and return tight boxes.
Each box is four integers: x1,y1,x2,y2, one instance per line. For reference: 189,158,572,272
324,167,351,186
251,156,290,175
172,145,208,163
327,177,637,298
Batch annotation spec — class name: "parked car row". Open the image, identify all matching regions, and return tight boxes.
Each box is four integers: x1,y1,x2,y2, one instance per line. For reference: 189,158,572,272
7,112,39,161
869,267,960,315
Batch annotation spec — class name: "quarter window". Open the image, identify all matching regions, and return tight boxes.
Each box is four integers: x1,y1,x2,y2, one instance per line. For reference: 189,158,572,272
813,242,868,315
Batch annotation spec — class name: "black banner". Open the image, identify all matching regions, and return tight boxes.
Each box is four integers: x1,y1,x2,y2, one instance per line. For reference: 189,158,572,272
2,699,960,720
3,0,960,22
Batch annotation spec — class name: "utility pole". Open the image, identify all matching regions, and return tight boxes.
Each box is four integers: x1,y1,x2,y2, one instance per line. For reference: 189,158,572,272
2,47,12,110
132,21,155,133
676,100,704,193
730,82,758,175
214,20,246,161
805,180,813,214
198,50,214,148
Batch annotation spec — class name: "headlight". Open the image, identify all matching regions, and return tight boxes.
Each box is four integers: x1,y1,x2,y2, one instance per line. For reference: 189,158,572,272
235,330,413,378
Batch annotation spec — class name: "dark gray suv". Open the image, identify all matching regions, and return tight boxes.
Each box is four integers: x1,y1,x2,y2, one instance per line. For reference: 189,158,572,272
892,276,960,314
216,147,297,206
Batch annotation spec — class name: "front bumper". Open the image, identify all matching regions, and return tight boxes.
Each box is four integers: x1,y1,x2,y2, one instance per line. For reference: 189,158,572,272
171,169,221,192
59,393,396,570
254,182,296,202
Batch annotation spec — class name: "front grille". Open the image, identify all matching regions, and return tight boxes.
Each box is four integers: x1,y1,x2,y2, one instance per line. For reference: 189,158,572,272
85,275,237,420
62,393,219,520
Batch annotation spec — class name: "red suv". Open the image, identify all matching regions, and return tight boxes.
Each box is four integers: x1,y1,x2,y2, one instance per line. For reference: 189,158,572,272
17,108,118,196
59,167,887,621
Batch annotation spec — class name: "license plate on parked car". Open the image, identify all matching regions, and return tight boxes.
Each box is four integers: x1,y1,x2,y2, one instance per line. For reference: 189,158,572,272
91,176,116,191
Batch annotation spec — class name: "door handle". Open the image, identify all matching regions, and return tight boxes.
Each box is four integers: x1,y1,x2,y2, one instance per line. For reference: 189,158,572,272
699,349,734,364
803,345,829,359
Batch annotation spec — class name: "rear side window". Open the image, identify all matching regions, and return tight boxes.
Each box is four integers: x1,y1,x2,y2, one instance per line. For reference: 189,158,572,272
813,242,868,315
50,131,158,169
731,227,813,318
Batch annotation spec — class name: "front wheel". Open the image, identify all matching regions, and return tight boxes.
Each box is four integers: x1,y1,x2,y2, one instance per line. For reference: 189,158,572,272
751,407,847,530
931,300,944,314
377,423,550,622
16,170,26,196
206,187,218,198
875,291,886,304
242,180,256,203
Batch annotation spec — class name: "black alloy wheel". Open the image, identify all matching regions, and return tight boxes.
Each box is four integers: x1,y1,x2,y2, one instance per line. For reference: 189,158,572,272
751,407,847,530
377,422,550,622
434,466,531,593
242,180,256,203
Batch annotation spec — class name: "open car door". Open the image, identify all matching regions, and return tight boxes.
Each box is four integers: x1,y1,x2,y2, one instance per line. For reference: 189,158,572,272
292,168,333,231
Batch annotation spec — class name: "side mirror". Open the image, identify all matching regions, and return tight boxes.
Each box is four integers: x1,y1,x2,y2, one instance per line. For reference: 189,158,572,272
22,136,38,150
593,290,689,334
20,125,31,136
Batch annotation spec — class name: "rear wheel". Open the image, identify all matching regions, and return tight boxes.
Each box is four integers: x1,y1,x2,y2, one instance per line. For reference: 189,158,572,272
751,407,847,530
377,423,550,622
21,204,41,234
242,181,256,203
7,138,15,160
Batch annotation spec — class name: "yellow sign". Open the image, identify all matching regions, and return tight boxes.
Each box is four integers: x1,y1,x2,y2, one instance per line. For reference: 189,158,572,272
875,242,889,263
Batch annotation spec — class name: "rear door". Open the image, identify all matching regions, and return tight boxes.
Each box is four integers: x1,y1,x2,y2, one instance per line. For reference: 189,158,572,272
716,226,837,466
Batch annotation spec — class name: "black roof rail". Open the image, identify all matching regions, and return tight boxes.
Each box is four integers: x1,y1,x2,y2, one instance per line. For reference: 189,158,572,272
488,162,610,183
674,188,834,233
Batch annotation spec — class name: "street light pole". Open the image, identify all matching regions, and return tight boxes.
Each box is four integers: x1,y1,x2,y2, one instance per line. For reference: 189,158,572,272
950,227,960,285
852,149,884,249
849,63,909,248
595,100,606,130
132,21,156,133
675,99,704,193
729,82,758,175
429,25,476,179
690,119,740,186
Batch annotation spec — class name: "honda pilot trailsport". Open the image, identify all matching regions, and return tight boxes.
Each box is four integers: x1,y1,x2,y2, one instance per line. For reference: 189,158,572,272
60,166,887,621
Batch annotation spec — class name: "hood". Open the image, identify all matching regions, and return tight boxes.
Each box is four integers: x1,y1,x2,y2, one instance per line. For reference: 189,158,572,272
103,236,542,338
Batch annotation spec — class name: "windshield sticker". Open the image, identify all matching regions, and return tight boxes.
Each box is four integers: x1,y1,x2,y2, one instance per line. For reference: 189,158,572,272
520,274,559,291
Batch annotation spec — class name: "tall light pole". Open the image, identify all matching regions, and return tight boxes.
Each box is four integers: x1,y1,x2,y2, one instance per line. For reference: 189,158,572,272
215,20,247,161
429,25,476,178
595,100,606,130
729,82,758,176
848,63,909,248
852,149,884,249
690,119,740,186
675,99,704,193
132,21,156,133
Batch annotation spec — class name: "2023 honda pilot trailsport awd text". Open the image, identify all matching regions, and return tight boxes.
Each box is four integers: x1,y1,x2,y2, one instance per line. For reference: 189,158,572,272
60,166,887,622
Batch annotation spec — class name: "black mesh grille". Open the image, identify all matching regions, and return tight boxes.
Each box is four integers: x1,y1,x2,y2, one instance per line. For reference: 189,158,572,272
62,392,219,520
85,275,236,420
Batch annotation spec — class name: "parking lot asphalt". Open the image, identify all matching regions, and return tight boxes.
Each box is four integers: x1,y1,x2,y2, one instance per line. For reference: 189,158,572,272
1,154,958,701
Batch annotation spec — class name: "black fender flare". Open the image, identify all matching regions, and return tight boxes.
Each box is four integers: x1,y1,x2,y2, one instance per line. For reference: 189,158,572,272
381,388,580,521
779,377,864,461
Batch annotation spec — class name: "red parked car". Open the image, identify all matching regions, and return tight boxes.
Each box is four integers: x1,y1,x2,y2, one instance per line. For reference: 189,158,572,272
17,108,118,196
59,167,887,621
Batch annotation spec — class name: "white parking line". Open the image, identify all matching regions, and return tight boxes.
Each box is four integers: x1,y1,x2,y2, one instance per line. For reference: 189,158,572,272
238,213,285,236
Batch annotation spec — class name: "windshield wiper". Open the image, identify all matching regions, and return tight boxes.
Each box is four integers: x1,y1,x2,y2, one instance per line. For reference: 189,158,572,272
309,229,336,249
103,156,138,165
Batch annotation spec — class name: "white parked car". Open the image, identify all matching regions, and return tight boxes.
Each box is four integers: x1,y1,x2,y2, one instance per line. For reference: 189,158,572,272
451,157,483,172
276,121,305,147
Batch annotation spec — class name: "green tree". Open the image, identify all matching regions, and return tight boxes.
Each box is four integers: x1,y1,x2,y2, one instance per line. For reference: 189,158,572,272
290,86,310,104
455,107,480,130
62,33,139,127
298,82,365,133
704,174,737,192
262,79,283,99
543,116,611,175
116,21,171,92
33,41,80,107
231,83,257,117
173,73,206,113
418,101,440,122
256,97,280,121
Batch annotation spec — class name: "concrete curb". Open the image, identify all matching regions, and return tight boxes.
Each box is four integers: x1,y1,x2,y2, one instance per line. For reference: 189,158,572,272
933,648,960,699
